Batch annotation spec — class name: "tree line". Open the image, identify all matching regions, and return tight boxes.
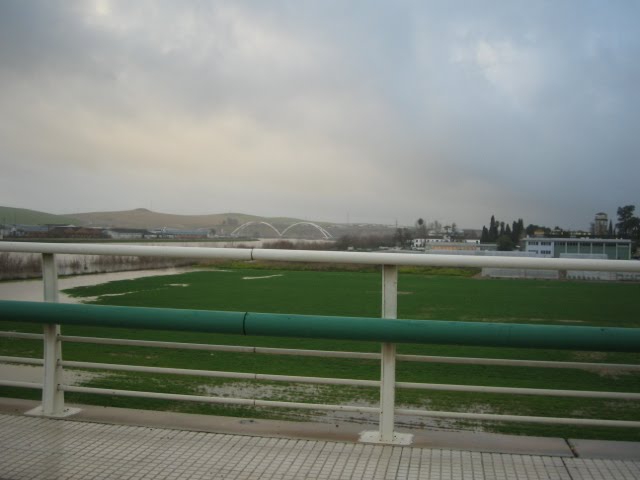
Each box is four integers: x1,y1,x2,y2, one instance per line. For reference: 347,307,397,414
479,205,640,253
480,216,524,250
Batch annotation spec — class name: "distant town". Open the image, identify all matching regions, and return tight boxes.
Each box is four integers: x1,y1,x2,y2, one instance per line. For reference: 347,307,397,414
1,205,639,267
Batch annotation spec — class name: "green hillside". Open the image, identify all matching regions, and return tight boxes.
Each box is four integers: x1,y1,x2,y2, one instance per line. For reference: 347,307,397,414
1,206,331,230
0,206,82,226
69,208,314,229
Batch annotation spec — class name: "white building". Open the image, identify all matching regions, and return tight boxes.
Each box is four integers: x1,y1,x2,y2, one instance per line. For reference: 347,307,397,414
524,237,631,260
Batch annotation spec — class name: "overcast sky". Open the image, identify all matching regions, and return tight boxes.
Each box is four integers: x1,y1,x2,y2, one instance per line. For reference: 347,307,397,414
1,1,638,228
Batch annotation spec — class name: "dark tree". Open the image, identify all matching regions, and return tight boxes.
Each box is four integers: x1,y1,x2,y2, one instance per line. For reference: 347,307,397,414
489,215,498,242
510,218,524,243
480,226,490,243
481,215,525,248
496,235,515,251
617,205,639,238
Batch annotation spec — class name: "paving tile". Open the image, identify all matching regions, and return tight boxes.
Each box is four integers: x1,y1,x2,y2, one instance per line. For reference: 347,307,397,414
1,413,639,479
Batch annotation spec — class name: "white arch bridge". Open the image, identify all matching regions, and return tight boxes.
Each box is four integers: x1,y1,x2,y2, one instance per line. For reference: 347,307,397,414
230,221,333,239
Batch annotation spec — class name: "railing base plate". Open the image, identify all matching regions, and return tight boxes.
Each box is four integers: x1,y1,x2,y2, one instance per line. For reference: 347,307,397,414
359,430,413,445
25,406,82,418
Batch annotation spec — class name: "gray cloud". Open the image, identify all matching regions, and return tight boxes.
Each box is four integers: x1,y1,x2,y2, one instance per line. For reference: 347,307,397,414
1,1,638,228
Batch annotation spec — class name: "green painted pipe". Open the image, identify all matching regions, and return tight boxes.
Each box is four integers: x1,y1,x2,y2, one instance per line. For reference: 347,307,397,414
0,301,244,334
245,312,640,351
0,300,638,352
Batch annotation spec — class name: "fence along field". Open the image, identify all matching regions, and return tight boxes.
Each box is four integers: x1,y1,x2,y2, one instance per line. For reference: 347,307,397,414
1,265,639,440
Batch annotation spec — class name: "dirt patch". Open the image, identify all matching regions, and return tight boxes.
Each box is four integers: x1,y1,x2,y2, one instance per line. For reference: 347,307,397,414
0,363,104,385
199,381,481,432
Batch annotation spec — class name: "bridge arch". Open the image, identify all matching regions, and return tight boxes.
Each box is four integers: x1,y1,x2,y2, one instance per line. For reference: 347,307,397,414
280,222,333,239
230,221,333,239
230,221,282,237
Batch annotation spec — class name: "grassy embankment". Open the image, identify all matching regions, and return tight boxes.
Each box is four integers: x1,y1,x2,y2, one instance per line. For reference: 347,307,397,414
1,263,639,440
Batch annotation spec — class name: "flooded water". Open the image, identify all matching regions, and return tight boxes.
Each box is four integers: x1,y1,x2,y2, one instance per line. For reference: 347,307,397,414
0,238,333,299
0,241,261,281
0,266,203,303
0,239,333,281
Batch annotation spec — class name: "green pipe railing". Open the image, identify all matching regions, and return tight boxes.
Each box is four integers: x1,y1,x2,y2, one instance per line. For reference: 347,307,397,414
1,300,638,352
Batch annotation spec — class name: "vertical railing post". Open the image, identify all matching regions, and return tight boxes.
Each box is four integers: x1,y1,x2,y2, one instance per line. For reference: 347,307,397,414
379,264,397,442
359,264,412,445
27,253,78,417
42,253,64,415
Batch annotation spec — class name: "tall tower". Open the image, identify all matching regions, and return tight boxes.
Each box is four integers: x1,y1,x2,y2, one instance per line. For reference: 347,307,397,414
594,212,608,236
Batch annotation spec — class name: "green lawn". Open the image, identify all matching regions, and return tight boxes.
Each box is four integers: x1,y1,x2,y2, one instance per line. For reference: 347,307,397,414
1,267,639,440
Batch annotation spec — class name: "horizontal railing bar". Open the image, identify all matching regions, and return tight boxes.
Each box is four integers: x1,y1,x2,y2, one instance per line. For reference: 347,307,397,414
0,242,252,261
0,332,43,340
396,354,640,371
254,347,378,359
0,380,42,389
0,356,43,365
60,361,379,387
59,384,640,426
253,399,378,413
394,408,640,428
254,248,640,272
3,301,639,351
1,241,640,272
57,335,640,370
395,381,640,399
59,335,380,359
60,385,380,413
61,360,252,379
60,335,255,353
2,331,639,371
60,360,637,399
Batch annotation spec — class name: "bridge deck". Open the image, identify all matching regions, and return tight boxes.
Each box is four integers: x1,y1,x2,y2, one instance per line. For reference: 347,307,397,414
1,411,639,480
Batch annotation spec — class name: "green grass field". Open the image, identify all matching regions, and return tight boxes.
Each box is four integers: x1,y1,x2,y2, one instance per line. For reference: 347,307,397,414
1,266,639,440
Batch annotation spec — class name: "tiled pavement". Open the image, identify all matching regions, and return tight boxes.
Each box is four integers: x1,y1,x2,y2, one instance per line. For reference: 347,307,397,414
1,414,639,480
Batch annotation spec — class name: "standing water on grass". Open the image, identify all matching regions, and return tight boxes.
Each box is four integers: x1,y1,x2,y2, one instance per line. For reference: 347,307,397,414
0,267,204,303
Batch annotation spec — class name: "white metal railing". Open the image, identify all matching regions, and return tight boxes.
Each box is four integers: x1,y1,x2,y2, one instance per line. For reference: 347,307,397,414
4,332,638,371
1,241,639,444
2,240,640,271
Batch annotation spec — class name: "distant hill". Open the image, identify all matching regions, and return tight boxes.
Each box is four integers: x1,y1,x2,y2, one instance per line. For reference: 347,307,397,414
0,206,82,226
67,208,314,229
